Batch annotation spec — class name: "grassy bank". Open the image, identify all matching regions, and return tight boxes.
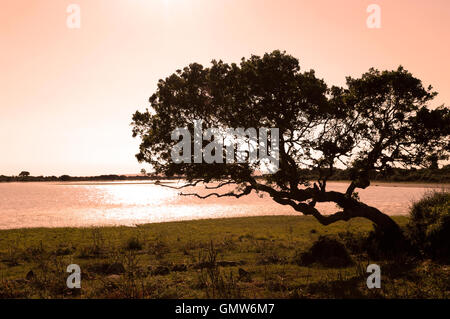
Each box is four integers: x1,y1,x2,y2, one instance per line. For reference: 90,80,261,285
0,215,448,299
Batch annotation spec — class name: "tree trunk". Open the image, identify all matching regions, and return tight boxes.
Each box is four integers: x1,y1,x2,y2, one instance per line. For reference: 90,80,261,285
291,193,405,243
355,203,399,230
272,188,405,245
315,190,404,240
351,202,404,241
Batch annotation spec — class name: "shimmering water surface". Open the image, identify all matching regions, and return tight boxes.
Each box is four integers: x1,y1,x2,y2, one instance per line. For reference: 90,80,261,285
0,181,445,229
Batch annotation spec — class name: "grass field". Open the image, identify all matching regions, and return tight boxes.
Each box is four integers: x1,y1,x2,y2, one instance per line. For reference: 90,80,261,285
0,215,448,299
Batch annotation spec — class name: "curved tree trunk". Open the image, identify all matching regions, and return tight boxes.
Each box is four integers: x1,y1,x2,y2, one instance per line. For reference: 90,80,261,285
255,181,405,244
280,192,405,243
317,204,400,234
346,202,404,239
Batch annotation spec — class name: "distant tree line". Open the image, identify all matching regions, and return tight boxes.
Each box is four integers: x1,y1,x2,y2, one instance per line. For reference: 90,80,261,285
0,174,163,183
298,165,450,183
1,166,449,183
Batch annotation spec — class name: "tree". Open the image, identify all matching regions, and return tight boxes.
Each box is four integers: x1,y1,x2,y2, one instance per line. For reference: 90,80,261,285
132,51,450,240
140,168,147,176
19,171,30,177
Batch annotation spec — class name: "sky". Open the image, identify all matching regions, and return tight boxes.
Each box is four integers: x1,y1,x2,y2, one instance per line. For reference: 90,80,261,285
1,0,449,176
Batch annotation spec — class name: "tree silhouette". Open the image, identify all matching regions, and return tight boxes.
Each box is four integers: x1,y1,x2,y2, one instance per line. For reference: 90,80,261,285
19,171,30,177
132,51,450,239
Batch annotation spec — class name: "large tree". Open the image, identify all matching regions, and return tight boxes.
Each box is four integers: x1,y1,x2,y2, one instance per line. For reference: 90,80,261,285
132,51,450,239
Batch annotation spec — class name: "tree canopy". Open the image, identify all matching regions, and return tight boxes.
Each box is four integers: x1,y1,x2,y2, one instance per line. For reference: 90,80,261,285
19,171,30,177
132,50,450,235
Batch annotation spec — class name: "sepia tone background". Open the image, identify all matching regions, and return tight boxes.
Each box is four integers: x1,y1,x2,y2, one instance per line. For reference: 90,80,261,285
1,0,449,176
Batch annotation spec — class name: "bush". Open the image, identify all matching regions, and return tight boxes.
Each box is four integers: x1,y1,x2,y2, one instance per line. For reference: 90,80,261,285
125,237,143,251
363,224,410,260
294,236,353,268
407,191,450,262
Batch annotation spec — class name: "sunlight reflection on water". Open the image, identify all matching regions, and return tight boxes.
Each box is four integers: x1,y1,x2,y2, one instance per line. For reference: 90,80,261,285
0,181,445,229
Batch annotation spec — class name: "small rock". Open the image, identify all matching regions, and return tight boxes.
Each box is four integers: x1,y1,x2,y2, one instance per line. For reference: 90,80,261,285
193,261,215,269
106,274,121,281
238,268,252,282
171,264,187,272
105,275,121,289
26,270,35,281
106,262,125,274
152,266,170,276
54,247,73,256
217,261,238,267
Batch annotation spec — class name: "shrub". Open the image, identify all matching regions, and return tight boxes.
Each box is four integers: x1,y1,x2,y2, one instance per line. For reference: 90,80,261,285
148,234,170,259
337,231,367,254
407,191,450,262
125,236,143,251
294,236,353,268
364,224,411,260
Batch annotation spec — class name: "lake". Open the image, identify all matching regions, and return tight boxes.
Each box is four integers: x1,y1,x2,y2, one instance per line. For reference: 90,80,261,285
0,181,446,229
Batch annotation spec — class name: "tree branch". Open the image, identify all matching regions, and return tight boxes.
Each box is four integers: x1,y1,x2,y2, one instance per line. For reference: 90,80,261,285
179,185,253,199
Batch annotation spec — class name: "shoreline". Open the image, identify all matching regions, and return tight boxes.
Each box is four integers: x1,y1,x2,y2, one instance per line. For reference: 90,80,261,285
0,214,410,232
2,179,449,188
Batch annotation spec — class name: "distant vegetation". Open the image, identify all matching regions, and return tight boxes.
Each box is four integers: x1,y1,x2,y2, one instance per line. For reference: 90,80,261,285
300,165,450,184
2,166,449,183
0,174,163,183
18,171,30,177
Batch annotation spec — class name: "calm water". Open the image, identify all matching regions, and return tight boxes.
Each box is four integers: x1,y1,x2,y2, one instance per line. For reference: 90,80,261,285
0,181,445,229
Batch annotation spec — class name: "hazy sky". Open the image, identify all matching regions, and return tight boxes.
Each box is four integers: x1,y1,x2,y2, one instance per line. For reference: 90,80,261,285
1,0,449,176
